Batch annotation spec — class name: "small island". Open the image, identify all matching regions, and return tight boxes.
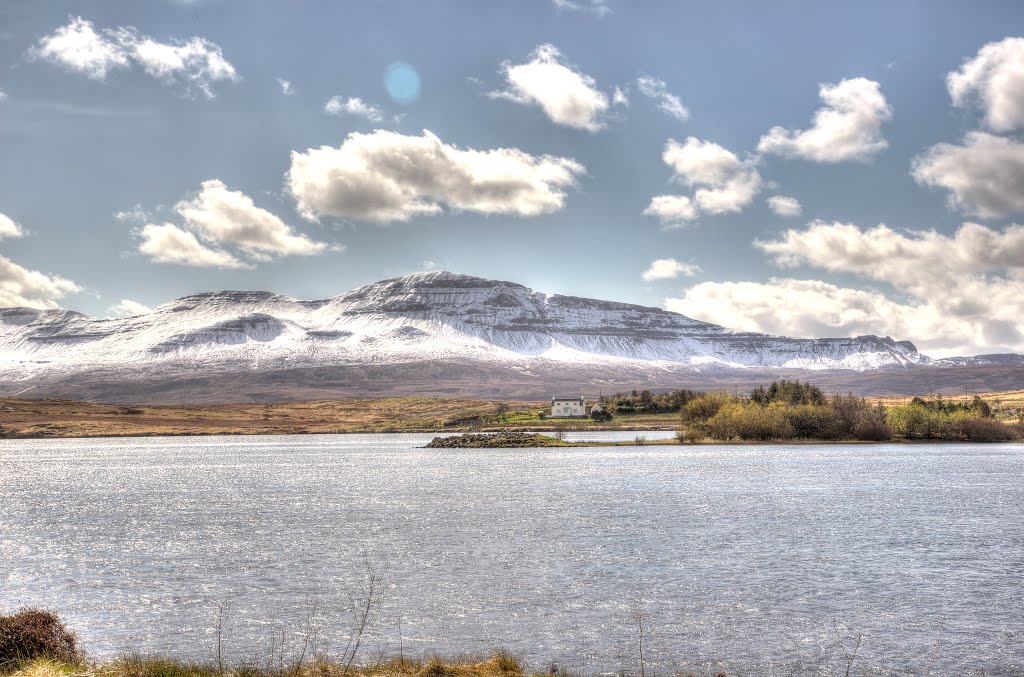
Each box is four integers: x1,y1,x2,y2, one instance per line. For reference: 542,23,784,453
424,431,572,448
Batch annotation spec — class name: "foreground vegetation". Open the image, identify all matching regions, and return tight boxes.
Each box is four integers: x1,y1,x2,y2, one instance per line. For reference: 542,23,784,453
0,608,872,677
2,608,740,677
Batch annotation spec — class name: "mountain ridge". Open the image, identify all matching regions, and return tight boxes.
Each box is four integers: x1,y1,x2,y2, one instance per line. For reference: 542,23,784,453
0,271,1018,403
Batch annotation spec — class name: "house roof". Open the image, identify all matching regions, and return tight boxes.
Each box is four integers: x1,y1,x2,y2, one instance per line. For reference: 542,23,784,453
551,396,583,401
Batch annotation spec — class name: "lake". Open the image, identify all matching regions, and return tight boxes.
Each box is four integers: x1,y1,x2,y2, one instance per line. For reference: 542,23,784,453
1,434,1022,676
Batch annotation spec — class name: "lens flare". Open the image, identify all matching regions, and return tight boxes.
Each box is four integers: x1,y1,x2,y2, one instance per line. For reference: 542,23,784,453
384,62,421,104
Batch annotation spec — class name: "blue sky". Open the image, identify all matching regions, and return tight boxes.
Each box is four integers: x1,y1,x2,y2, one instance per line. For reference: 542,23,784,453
1,0,1023,357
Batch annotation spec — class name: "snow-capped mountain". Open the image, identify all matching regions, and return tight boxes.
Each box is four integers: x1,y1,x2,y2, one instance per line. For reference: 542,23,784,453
0,271,1002,403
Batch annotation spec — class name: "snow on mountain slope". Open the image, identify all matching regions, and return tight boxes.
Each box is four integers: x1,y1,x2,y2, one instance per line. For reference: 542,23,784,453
0,272,927,394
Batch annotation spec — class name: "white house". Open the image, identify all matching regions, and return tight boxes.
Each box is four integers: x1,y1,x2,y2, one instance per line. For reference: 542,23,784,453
550,395,586,418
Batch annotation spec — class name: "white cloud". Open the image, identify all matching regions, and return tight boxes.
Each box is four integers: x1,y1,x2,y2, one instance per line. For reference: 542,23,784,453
669,278,924,342
643,195,698,228
0,254,80,309
175,179,328,259
28,16,238,98
756,220,1024,293
766,195,802,217
107,299,153,318
27,16,130,80
113,204,151,224
277,77,293,95
911,131,1024,218
287,129,585,223
663,137,743,186
0,89,7,103
947,37,1024,132
0,213,24,239
644,137,762,227
642,258,701,281
612,85,629,106
121,33,238,98
324,96,383,122
552,0,611,17
137,223,246,268
636,76,689,121
757,77,892,162
665,220,1024,357
491,44,611,132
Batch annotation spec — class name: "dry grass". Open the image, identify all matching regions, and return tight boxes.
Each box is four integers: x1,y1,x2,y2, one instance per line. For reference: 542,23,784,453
0,397,679,439
871,389,1024,419
3,654,539,677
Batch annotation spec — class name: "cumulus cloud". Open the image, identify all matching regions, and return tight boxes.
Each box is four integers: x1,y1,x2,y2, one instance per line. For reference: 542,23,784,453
756,220,1024,292
757,77,892,162
491,44,611,132
552,0,611,17
766,195,802,217
947,37,1024,132
911,131,1024,218
277,78,293,95
27,16,130,80
28,16,238,98
0,254,80,309
324,96,383,122
668,278,923,341
0,213,24,239
636,76,689,121
287,129,585,223
642,258,701,281
137,223,246,268
644,137,762,227
176,179,328,259
666,220,1024,357
107,299,153,318
643,195,698,228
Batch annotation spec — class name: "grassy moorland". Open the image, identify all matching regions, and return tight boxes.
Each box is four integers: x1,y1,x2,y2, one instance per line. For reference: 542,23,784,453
2,383,1023,441
0,397,676,439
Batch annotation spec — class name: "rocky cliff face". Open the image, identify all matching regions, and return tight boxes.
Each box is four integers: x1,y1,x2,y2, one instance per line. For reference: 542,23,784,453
0,271,933,401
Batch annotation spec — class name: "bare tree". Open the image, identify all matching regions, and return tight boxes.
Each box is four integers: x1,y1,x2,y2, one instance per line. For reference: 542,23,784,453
213,600,230,675
632,611,647,677
340,556,388,676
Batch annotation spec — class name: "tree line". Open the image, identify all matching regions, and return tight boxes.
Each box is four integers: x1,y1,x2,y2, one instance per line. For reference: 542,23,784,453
604,381,1022,442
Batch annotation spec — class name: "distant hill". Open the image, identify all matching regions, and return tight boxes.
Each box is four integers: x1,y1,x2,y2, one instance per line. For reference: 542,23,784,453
0,271,1019,403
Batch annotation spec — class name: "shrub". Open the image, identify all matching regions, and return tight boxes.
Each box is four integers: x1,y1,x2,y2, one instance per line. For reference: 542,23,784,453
959,417,1018,442
784,404,841,439
852,405,892,441
0,608,81,668
751,380,824,406
680,392,736,425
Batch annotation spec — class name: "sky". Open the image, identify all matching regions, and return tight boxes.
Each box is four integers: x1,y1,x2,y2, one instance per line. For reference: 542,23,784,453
1,1,1024,358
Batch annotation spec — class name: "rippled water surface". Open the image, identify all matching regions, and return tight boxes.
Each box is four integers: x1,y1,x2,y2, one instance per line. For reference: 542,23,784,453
2,434,1023,675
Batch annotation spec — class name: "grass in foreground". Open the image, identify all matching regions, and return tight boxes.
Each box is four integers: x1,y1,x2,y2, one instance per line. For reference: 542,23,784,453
3,654,537,677
3,654,733,677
